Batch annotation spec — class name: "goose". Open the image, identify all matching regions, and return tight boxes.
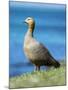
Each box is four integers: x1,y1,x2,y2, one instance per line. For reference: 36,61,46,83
24,17,60,70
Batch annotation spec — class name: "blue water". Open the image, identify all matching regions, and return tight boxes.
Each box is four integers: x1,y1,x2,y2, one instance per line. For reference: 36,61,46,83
9,1,66,77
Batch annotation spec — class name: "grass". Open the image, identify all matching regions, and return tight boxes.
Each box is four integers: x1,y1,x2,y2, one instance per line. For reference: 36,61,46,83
9,61,66,89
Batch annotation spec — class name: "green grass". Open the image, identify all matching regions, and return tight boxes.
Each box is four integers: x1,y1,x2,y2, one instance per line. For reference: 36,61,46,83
9,62,66,89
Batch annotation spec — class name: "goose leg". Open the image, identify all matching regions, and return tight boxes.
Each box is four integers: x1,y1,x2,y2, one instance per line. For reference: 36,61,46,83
37,66,40,71
34,65,37,71
35,65,40,71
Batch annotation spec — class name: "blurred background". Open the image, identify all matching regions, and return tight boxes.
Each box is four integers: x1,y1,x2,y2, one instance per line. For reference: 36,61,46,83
9,1,66,77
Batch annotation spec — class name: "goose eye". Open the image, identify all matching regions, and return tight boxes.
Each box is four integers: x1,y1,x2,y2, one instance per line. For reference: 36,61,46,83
28,18,30,20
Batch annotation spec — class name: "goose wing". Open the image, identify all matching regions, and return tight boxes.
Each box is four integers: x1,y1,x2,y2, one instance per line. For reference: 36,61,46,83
30,42,54,61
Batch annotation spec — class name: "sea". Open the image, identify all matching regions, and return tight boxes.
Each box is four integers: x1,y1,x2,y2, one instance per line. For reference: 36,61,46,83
9,1,66,77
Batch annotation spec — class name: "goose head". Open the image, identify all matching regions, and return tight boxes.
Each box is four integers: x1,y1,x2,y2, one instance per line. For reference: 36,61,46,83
24,17,35,30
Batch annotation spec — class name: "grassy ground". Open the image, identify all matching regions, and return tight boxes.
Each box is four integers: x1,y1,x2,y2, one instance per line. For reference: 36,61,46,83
9,61,66,89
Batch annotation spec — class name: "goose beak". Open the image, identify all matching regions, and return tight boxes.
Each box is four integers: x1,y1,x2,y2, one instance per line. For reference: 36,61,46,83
24,20,26,23
24,18,27,23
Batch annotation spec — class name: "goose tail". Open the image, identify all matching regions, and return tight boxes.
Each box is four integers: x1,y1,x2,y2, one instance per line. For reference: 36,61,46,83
54,60,60,68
